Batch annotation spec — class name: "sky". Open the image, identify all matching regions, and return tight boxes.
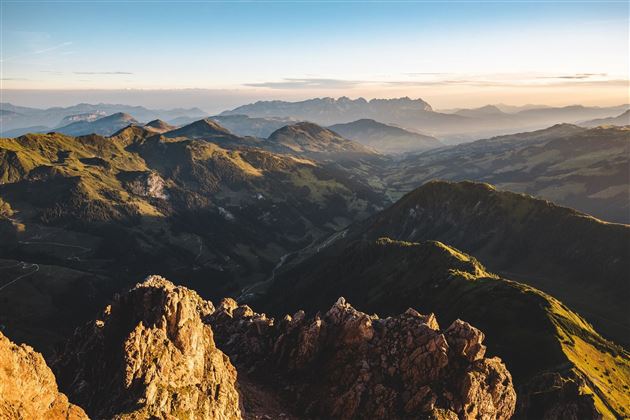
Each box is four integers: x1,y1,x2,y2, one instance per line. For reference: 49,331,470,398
1,0,628,112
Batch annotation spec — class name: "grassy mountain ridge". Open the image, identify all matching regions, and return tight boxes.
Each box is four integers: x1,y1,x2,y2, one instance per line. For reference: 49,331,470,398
220,97,628,142
0,102,207,134
386,124,630,223
328,119,442,154
210,114,297,138
342,180,630,347
260,237,630,418
0,122,627,418
267,121,377,158
55,112,139,137
0,130,389,353
580,109,630,127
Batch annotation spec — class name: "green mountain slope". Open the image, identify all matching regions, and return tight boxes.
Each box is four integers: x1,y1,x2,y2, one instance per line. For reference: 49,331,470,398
0,130,389,352
332,180,630,348
56,112,139,137
261,238,630,418
267,122,377,158
329,118,442,154
386,125,630,223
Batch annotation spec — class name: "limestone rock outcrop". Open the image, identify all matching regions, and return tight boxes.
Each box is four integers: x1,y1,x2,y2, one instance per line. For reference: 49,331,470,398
52,275,241,419
3,275,516,419
209,297,517,419
0,331,88,420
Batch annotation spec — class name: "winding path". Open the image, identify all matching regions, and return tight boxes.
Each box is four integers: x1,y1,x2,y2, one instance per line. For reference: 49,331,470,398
0,262,40,292
18,240,92,261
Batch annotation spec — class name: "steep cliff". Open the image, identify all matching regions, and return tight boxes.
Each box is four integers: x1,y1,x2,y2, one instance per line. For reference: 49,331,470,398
209,296,516,419
0,331,88,420
53,275,242,419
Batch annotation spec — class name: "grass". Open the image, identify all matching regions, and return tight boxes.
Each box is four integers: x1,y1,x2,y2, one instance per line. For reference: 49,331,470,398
547,296,630,418
262,237,630,418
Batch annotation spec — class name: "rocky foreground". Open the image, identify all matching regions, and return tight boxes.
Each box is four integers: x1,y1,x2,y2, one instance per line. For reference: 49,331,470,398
1,275,516,419
209,296,516,419
0,332,87,419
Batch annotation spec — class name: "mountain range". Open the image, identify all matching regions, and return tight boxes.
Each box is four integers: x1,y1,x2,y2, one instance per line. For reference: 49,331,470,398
1,275,518,419
221,97,629,142
329,119,442,154
4,97,628,147
0,122,388,352
0,110,628,419
55,112,139,136
0,103,207,136
210,114,297,138
386,124,630,223
266,122,377,158
221,96,434,126
580,109,630,127
258,181,630,418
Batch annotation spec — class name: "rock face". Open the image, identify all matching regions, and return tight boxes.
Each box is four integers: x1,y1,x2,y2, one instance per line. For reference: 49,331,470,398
0,331,88,420
52,275,241,419
209,296,516,419
1,275,515,419
517,372,602,419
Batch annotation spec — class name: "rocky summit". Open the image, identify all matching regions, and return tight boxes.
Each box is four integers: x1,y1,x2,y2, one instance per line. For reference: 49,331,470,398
209,296,516,419
52,276,241,419
0,331,88,420
0,275,515,419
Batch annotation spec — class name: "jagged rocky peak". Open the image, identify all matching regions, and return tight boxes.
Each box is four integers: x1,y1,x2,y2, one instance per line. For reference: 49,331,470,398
32,275,516,419
0,331,88,419
52,275,241,419
209,296,517,419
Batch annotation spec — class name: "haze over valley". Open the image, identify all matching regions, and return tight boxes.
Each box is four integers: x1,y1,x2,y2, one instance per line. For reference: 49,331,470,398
1,1,628,419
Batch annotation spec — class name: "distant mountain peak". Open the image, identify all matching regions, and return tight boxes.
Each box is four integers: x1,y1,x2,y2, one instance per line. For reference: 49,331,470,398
54,112,139,137
104,112,136,121
164,117,234,138
268,121,375,156
328,119,441,154
220,96,433,125
454,105,506,117
477,104,503,113
144,119,175,133
277,121,328,133
580,109,630,127
268,121,342,143
190,118,231,132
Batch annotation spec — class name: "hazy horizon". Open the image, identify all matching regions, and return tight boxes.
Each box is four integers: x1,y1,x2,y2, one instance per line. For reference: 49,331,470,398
2,89,629,116
2,1,628,111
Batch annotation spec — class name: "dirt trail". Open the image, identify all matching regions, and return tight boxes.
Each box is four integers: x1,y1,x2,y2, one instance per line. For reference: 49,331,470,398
0,262,40,292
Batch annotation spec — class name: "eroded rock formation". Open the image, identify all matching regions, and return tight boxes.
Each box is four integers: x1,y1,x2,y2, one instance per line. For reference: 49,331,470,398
209,296,517,419
0,275,517,419
0,331,88,420
52,275,241,419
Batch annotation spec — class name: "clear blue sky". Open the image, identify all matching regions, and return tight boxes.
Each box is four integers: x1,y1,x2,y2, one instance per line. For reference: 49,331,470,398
1,1,628,110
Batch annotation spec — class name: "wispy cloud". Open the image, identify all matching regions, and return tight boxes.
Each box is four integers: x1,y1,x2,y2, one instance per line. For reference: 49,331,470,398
73,71,133,75
245,78,363,89
0,41,73,63
1,78,29,81
385,77,628,89
244,74,627,91
33,42,73,55
404,72,450,76
537,73,608,80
